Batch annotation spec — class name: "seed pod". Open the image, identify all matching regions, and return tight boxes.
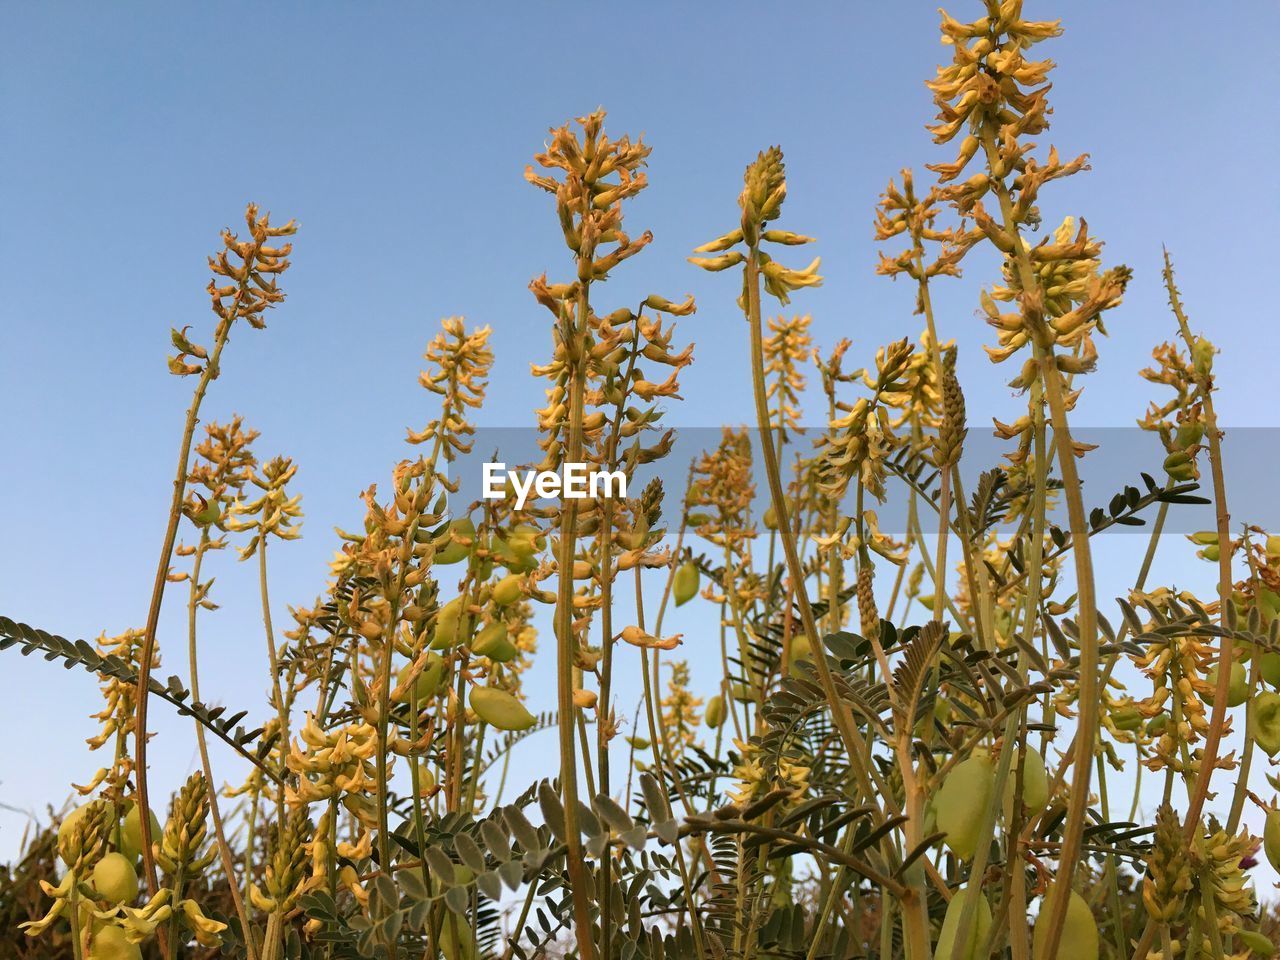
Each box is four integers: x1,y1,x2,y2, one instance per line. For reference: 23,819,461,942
1001,747,1049,817
119,803,162,864
1032,886,1098,960
434,518,476,565
431,597,474,650
673,561,700,607
1205,662,1248,707
1265,809,1280,870
1192,336,1215,378
1261,652,1280,687
1238,930,1276,958
1163,451,1194,481
89,925,142,960
936,753,993,859
492,574,523,606
93,852,139,904
469,687,536,731
473,621,518,662
1111,706,1143,731
788,633,813,669
440,913,478,960
1176,420,1203,448
935,885,991,960
1248,691,1280,756
705,694,725,729
397,655,447,702
192,499,221,525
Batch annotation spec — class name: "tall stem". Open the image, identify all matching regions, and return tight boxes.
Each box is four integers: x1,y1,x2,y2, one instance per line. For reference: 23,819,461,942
744,249,930,959
556,282,596,960
188,534,259,960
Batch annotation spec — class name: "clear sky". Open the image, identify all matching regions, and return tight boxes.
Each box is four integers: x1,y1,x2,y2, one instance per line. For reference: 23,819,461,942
3,0,1279,877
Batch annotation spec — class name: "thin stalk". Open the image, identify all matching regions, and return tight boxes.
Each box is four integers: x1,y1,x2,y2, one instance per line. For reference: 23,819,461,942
555,281,596,960
187,532,259,960
744,249,929,958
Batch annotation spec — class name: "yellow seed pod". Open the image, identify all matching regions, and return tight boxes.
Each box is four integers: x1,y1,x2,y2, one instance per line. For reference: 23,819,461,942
573,688,598,709
492,574,523,607
473,621,517,662
936,753,993,859
119,804,161,863
57,804,92,866
935,885,991,960
469,687,536,731
705,694,725,729
92,852,139,904
788,633,813,669
89,925,142,960
673,561,700,607
1032,886,1098,960
431,597,474,650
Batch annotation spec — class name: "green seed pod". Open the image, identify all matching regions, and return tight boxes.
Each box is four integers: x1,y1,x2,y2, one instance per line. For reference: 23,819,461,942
397,656,447,702
192,499,221,525
434,518,476,566
492,574,523,606
431,597,474,650
93,852,139,904
1249,691,1280,756
762,505,778,530
705,694,725,729
89,925,142,960
1001,747,1050,818
936,753,993,859
473,621,518,662
1260,589,1280,625
1111,706,1143,731
1191,336,1215,378
1264,808,1280,870
1032,886,1098,960
1238,930,1276,958
935,885,992,960
440,913,478,960
1262,653,1280,687
1205,662,1248,707
1146,714,1169,735
1163,451,1194,481
1175,420,1203,448
469,687,536,731
673,561,700,607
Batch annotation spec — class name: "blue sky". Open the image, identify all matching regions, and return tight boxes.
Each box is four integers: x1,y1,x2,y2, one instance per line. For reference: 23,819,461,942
3,1,1279,875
